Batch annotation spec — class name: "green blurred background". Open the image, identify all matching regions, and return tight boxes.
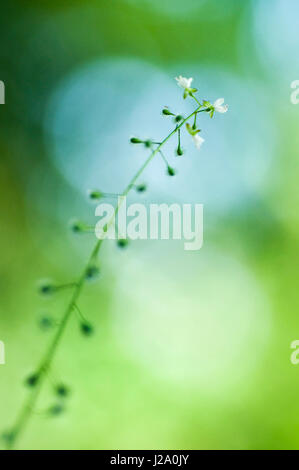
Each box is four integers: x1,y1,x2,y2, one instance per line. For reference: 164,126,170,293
1,0,299,450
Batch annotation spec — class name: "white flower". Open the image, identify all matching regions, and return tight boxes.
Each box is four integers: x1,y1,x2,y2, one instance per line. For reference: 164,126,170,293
213,98,229,113
192,133,205,150
175,75,193,90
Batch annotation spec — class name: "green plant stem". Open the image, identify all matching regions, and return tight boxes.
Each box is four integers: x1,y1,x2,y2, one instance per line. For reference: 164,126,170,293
158,149,169,167
193,113,197,129
6,104,205,450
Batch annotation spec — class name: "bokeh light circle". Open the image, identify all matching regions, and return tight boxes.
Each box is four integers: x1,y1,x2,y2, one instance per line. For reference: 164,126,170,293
253,0,299,79
45,58,275,217
112,247,271,394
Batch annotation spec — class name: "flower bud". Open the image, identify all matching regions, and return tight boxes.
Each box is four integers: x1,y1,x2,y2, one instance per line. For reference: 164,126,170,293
186,123,201,136
136,184,147,193
162,108,174,116
117,239,129,249
85,265,100,281
175,115,183,123
88,190,103,201
130,137,143,144
39,315,55,331
144,140,152,148
25,372,40,387
48,404,65,417
55,384,70,398
80,322,94,336
167,166,176,176
176,146,183,156
1,430,16,446
69,220,86,234
38,280,56,296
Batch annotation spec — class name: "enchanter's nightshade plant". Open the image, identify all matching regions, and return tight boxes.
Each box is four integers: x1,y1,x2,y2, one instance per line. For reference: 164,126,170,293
2,76,228,450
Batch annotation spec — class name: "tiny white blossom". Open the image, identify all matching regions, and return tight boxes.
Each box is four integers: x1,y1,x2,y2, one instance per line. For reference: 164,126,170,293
213,98,228,113
175,76,193,90
192,133,205,150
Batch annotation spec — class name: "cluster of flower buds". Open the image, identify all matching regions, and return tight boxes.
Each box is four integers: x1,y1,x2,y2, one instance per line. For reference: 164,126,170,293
45,381,70,417
24,370,71,417
175,76,228,151
131,134,177,177
162,107,183,124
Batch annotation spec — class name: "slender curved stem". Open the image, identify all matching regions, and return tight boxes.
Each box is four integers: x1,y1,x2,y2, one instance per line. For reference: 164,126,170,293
6,104,205,450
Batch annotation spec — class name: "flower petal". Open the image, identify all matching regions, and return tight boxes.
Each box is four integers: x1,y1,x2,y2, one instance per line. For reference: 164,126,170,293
218,104,229,113
192,134,205,150
214,98,225,107
175,76,193,90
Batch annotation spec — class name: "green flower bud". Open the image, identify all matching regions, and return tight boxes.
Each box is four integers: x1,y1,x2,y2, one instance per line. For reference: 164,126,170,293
175,115,183,123
55,384,70,398
1,430,16,446
136,184,147,193
88,190,103,201
70,220,86,234
38,280,56,296
80,322,94,336
48,404,65,417
117,239,129,249
167,166,176,176
130,137,143,144
85,265,100,281
176,146,183,156
39,315,55,331
186,123,201,136
144,140,152,148
186,123,193,135
25,372,40,387
162,108,174,116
